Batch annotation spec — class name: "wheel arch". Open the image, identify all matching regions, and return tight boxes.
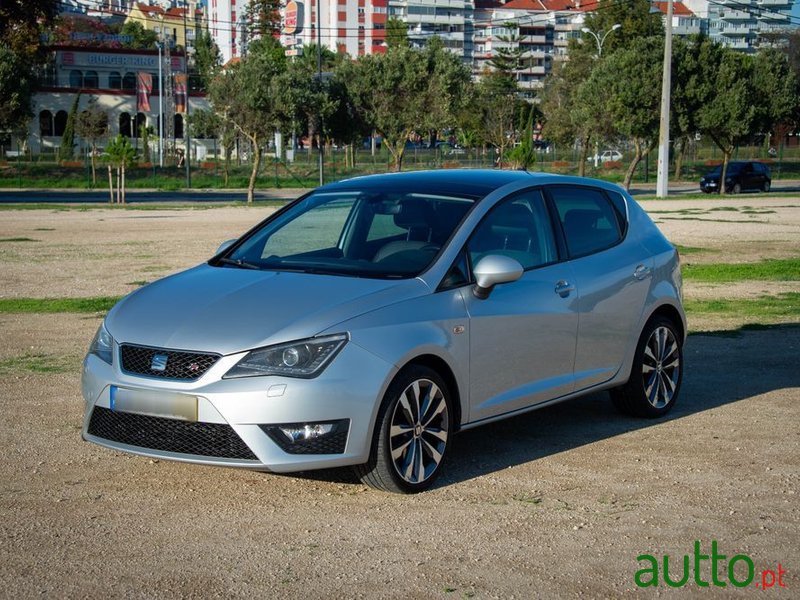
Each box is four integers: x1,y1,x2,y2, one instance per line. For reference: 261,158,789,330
646,302,686,343
399,354,463,432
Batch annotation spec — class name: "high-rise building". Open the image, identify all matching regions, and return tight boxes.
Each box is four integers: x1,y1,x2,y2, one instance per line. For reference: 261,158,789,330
208,0,248,63
682,0,793,52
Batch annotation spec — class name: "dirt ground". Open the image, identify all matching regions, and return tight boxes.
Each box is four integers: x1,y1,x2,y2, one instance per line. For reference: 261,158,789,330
0,196,798,598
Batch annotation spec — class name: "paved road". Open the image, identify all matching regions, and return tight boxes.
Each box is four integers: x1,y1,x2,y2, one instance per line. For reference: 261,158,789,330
2,180,800,203
0,189,307,203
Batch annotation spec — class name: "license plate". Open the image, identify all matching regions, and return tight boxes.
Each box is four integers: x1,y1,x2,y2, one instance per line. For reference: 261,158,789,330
110,386,198,421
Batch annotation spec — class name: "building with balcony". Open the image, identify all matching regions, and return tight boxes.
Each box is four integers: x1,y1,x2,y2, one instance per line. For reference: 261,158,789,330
682,0,794,51
282,0,388,58
127,2,205,51
26,46,209,156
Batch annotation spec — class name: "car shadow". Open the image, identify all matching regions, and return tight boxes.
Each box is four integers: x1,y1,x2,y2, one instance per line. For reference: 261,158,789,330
288,324,799,490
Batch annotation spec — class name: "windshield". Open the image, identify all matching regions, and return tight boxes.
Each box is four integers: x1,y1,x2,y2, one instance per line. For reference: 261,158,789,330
217,190,476,278
706,163,742,177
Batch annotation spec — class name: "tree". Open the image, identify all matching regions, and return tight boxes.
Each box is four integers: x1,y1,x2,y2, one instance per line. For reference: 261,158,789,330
573,0,663,60
273,44,338,158
695,49,758,193
752,47,798,151
105,134,136,204
488,23,523,80
207,37,286,202
1,0,58,59
190,109,236,185
246,0,281,40
473,71,524,165
76,98,109,184
539,52,599,175
584,38,663,189
193,30,222,90
58,93,81,162
386,17,409,50
670,35,722,179
507,106,537,170
0,45,34,138
343,38,472,171
120,21,158,50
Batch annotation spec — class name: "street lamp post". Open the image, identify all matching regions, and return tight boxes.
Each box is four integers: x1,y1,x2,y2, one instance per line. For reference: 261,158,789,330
580,23,621,58
581,23,621,167
157,40,164,168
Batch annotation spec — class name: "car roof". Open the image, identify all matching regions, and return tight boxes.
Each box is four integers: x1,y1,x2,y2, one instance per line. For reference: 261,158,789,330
318,169,538,199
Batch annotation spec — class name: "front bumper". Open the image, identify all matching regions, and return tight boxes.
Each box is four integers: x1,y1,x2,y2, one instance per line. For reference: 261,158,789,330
81,341,396,472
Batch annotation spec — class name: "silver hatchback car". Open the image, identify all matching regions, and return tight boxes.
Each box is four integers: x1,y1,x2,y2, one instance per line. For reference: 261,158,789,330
82,170,685,493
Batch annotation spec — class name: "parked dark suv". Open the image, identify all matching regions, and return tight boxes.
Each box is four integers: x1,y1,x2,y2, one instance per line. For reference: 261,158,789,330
700,161,771,193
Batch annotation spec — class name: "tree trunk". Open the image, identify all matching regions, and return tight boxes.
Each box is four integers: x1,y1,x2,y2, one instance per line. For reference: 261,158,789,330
121,165,126,204
623,139,647,191
90,144,97,185
385,139,406,172
107,165,114,203
578,137,590,177
116,166,121,203
224,143,232,187
673,136,687,181
247,140,261,204
720,151,732,194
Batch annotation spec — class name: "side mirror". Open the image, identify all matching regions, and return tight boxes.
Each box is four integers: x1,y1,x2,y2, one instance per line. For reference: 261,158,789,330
472,254,524,299
215,239,237,255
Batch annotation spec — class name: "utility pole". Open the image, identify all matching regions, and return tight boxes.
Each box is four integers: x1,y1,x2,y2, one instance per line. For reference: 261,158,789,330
157,39,164,168
183,0,191,188
656,0,673,198
317,0,323,186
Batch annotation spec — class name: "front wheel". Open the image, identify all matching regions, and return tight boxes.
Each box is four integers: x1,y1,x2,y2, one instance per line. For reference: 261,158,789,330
731,182,742,194
355,366,452,493
611,316,683,418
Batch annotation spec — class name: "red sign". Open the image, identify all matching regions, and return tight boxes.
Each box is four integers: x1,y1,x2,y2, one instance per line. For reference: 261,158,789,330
284,1,302,35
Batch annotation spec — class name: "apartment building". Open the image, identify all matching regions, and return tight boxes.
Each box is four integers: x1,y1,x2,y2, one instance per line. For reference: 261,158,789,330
682,0,793,51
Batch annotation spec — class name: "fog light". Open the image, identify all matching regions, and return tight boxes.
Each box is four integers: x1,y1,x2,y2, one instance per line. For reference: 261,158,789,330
259,419,350,455
279,423,334,442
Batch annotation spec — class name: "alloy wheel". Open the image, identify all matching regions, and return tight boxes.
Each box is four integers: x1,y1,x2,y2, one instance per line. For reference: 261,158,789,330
389,378,449,485
641,326,681,409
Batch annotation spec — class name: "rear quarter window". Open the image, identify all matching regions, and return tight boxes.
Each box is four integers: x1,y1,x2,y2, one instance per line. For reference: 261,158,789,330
549,186,623,258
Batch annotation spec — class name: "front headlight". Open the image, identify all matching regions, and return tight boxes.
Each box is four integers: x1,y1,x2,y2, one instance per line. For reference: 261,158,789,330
224,333,348,379
88,322,114,365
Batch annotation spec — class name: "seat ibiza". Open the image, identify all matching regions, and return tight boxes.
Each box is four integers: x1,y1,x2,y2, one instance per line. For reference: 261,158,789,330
82,170,685,493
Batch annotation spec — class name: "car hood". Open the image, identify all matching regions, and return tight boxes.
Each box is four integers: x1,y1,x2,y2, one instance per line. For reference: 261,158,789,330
105,264,430,355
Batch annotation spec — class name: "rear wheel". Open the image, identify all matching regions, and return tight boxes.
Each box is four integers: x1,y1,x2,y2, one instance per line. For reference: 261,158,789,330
355,366,452,493
763,180,771,193
611,316,683,418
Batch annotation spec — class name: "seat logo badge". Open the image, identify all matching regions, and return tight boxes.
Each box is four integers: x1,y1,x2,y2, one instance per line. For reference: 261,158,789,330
453,325,465,335
151,354,168,372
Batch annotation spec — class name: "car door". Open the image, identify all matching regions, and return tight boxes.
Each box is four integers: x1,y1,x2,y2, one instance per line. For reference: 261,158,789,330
546,185,652,391
460,188,579,423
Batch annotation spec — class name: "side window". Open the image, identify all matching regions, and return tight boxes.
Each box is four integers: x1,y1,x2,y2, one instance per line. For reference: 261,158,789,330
467,189,557,270
606,190,629,237
549,186,622,258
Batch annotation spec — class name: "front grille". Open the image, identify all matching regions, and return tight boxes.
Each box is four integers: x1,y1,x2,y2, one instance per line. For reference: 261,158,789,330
120,344,220,381
88,407,258,460
260,420,349,455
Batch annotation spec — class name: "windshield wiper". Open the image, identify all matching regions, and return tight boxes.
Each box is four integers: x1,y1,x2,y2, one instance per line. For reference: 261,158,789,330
215,257,261,270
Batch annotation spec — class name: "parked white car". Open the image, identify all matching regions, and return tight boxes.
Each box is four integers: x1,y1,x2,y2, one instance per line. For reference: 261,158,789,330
588,150,623,163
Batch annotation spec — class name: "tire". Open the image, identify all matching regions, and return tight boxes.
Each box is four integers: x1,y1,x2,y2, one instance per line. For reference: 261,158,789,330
355,366,452,493
611,316,683,418
731,182,741,194
763,180,771,193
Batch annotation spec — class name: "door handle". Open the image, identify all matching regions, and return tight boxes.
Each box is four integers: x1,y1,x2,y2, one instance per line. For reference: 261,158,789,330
634,264,652,280
554,280,575,297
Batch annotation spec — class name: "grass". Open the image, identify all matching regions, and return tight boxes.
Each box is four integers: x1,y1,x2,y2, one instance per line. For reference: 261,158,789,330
0,237,39,242
0,353,75,375
674,244,707,255
684,293,800,321
682,258,800,282
0,297,121,313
